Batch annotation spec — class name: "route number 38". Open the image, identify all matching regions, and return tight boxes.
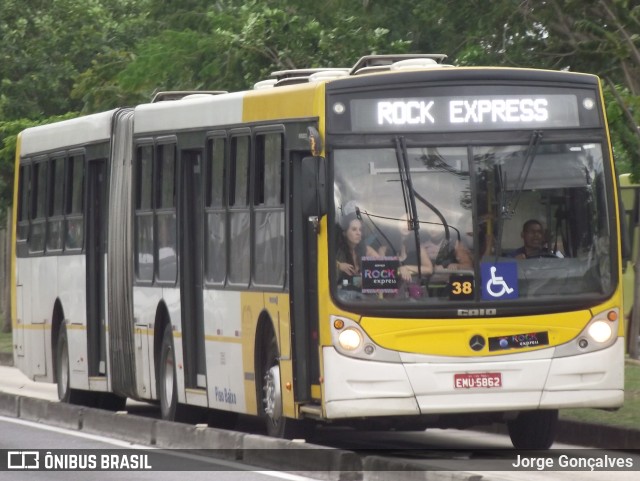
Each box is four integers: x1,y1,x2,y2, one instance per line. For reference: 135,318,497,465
448,275,475,300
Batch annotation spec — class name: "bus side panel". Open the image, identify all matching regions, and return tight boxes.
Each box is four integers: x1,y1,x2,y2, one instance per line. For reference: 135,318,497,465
203,290,246,413
133,285,165,400
29,256,58,380
13,257,28,370
58,254,89,388
66,323,89,390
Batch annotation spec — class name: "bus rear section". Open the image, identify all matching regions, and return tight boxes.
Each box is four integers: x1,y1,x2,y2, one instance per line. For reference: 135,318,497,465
12,109,128,409
319,66,624,448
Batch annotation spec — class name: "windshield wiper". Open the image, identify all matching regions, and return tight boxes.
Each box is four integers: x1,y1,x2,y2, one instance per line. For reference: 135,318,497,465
394,137,459,270
494,130,543,259
355,207,398,256
412,189,455,266
394,136,423,279
502,130,543,218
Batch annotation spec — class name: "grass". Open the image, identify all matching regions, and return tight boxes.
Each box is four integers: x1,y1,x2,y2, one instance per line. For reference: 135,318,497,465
0,326,638,428
0,329,11,354
560,360,640,429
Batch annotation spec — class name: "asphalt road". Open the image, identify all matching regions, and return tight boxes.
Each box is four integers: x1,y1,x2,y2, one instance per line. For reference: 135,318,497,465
0,416,318,481
1,365,640,481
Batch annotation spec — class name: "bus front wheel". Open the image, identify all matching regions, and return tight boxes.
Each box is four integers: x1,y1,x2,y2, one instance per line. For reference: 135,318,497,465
259,333,310,439
507,410,558,449
261,335,285,436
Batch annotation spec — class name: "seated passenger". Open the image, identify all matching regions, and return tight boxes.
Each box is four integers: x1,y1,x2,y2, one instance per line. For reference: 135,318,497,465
378,215,433,282
423,230,473,271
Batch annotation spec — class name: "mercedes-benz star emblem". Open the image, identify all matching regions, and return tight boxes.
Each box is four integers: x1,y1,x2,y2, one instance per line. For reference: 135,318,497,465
469,335,485,351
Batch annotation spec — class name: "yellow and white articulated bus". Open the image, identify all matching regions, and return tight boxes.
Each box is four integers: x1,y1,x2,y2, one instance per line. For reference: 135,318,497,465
12,54,625,449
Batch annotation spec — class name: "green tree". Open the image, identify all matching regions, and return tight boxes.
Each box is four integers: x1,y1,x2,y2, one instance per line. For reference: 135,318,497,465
111,0,410,100
512,0,640,177
0,113,78,219
0,0,151,119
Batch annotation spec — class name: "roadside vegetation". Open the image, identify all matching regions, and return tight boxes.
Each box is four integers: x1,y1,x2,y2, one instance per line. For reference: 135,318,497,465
0,329,11,356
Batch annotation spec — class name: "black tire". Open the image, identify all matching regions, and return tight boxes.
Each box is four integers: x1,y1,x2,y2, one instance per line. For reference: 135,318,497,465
56,325,81,404
56,324,127,410
158,324,178,421
259,332,311,439
55,324,72,403
507,410,558,449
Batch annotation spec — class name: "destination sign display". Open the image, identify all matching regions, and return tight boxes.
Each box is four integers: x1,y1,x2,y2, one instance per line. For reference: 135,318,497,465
347,94,586,132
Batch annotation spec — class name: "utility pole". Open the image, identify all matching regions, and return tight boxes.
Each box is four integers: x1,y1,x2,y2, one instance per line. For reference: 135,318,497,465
630,240,640,359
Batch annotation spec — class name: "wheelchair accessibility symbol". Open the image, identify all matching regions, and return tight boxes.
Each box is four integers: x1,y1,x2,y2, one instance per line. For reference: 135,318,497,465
481,263,518,300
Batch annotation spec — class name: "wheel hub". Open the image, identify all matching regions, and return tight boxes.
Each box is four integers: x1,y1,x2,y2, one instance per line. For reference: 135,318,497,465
163,349,174,406
263,365,282,422
58,343,69,400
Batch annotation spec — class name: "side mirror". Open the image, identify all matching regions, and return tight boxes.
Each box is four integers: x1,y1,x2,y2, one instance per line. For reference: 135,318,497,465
300,156,327,218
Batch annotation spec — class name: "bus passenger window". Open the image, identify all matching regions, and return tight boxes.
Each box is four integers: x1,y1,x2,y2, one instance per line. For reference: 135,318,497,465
155,144,177,283
135,145,154,282
17,164,31,243
205,136,227,285
65,155,84,250
229,135,250,285
29,161,48,253
47,157,65,252
254,132,285,287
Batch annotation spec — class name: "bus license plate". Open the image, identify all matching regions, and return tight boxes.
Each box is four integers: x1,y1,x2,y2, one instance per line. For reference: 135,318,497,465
454,372,502,389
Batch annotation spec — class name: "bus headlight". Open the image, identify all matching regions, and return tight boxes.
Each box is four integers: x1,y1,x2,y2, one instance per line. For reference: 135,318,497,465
338,328,363,351
330,316,401,362
587,320,613,343
554,308,619,358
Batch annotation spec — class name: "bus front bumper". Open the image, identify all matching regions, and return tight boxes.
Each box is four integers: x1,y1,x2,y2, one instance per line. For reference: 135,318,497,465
322,339,624,419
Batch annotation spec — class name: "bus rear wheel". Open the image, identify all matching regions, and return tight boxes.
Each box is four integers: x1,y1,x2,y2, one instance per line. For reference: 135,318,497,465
507,410,558,449
158,324,178,421
56,324,126,410
56,324,85,405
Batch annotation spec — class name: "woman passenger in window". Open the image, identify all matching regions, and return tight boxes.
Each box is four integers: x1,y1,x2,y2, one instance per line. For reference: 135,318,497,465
336,213,379,286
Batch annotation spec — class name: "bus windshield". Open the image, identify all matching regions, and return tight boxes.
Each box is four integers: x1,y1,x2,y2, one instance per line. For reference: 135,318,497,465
331,141,613,306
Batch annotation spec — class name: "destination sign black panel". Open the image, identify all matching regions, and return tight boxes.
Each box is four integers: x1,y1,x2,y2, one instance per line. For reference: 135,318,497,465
350,94,581,132
327,84,602,134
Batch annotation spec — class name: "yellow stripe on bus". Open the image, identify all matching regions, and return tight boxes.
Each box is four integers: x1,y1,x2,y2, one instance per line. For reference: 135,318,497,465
242,83,323,122
10,134,21,331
